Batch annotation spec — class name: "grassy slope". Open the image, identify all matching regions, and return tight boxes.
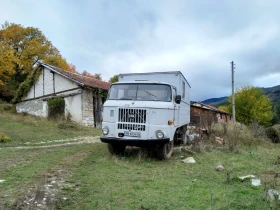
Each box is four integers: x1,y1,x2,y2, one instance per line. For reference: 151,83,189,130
1,112,280,209
0,112,101,147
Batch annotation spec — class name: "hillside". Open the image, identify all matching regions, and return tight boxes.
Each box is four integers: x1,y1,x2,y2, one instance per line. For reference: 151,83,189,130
201,85,280,124
261,85,280,102
201,96,227,104
202,84,280,107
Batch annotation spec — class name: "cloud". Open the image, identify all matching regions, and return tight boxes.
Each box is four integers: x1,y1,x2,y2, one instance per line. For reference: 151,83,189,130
1,0,280,100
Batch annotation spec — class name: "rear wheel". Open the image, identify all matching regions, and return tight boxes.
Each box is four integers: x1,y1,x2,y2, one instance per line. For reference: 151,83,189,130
108,143,126,155
157,141,174,160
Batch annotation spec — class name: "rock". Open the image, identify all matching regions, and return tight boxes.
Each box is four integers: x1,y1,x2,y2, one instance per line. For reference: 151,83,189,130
251,178,261,186
181,157,196,163
264,189,280,202
216,165,224,172
0,180,5,183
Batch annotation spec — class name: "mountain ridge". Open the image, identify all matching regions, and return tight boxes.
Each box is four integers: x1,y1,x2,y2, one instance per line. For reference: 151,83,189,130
200,85,280,107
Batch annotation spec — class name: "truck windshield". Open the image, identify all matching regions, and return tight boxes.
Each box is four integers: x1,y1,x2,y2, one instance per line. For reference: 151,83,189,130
108,84,172,102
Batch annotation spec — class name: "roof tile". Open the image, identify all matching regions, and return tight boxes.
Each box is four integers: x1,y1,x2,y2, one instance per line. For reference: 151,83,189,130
42,63,111,90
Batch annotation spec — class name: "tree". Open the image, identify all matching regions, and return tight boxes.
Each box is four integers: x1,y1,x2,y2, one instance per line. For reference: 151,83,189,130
0,42,14,86
0,22,72,101
67,63,78,73
44,55,69,70
227,86,273,126
272,100,280,125
218,105,229,113
109,75,118,83
81,70,102,80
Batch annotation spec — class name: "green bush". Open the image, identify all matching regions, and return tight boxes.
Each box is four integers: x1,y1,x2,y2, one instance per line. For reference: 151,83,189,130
57,121,80,130
12,68,42,104
0,132,11,143
47,97,65,120
266,127,280,143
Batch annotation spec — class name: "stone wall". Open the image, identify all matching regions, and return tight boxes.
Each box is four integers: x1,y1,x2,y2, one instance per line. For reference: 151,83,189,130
16,99,46,117
81,89,94,126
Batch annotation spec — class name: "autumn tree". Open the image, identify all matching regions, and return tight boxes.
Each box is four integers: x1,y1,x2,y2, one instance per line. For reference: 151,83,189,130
226,86,273,126
67,63,78,73
0,22,72,101
81,70,102,80
0,42,14,86
109,75,118,83
218,105,229,113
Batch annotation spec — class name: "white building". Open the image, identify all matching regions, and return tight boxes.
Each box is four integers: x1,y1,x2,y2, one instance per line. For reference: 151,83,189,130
16,62,110,127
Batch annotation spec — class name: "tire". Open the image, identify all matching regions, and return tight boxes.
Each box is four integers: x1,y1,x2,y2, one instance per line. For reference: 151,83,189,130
157,141,174,160
108,143,126,155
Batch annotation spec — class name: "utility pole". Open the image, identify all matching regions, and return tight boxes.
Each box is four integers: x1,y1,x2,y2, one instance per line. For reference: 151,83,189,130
231,61,236,124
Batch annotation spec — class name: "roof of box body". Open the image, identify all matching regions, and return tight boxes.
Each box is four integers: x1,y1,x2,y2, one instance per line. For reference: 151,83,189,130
113,81,171,85
41,63,110,90
119,71,191,88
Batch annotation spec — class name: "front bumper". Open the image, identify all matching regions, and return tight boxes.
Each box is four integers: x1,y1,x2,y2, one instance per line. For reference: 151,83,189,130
100,137,170,147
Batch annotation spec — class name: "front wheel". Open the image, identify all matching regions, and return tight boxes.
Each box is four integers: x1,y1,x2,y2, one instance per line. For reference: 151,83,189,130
108,143,126,155
157,141,174,160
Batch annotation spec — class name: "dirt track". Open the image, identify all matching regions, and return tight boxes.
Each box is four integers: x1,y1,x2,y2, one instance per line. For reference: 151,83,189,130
0,136,101,150
0,136,101,210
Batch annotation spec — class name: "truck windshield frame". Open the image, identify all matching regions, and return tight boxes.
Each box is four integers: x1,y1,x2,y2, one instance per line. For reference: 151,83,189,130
108,83,172,102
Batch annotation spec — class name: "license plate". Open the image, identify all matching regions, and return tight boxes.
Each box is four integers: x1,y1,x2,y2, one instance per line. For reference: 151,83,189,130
124,131,141,137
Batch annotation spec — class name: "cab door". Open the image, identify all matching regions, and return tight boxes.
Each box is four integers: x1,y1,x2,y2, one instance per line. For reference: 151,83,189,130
173,87,179,127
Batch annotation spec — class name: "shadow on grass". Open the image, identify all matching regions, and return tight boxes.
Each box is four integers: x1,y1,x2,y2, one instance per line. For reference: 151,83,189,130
119,146,159,161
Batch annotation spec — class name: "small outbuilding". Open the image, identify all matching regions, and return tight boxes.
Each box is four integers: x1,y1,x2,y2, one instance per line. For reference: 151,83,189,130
190,101,231,127
15,62,110,127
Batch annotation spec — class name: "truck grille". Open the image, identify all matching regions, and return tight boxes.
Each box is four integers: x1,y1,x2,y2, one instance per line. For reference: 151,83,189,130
117,123,146,131
118,108,147,131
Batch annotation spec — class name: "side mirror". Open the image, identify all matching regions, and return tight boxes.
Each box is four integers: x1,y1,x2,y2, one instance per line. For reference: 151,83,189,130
175,95,181,104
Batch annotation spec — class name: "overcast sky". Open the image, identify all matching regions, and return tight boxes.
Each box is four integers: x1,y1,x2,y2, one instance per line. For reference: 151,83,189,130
1,0,280,101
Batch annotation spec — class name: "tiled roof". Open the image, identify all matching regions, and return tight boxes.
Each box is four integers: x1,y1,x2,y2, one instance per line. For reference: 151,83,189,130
191,101,230,114
41,63,111,90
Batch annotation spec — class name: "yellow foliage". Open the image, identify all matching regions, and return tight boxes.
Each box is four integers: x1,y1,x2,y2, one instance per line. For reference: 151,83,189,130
218,105,229,113
0,42,15,86
0,22,75,100
44,55,69,70
228,86,273,126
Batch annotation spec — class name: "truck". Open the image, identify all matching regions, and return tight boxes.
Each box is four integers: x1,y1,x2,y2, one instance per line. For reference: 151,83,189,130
100,71,191,159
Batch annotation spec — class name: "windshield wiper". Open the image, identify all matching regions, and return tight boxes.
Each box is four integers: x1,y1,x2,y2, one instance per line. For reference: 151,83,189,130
144,90,157,101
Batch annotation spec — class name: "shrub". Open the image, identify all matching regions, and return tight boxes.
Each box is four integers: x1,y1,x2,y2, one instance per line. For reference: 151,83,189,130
47,97,65,120
266,127,280,143
57,121,80,130
66,112,72,122
0,132,11,143
12,68,42,104
213,123,263,150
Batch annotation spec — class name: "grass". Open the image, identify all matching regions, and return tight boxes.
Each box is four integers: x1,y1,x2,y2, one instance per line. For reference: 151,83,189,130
1,111,280,209
0,111,101,147
55,144,279,210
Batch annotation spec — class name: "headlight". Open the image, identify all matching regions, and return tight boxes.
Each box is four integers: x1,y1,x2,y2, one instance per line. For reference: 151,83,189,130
102,126,109,135
156,130,164,139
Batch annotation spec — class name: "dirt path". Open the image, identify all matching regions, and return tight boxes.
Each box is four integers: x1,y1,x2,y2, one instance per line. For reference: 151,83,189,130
0,136,101,173
11,147,93,210
0,136,101,210
0,136,101,150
